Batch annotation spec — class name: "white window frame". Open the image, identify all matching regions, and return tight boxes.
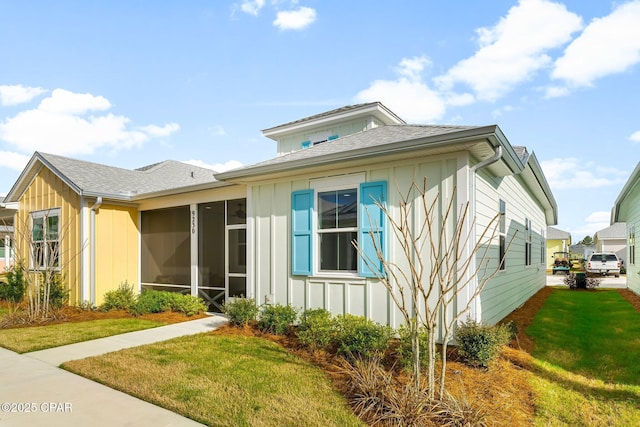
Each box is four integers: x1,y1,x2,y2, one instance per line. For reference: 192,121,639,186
525,218,532,267
310,173,364,277
498,199,506,271
30,208,61,271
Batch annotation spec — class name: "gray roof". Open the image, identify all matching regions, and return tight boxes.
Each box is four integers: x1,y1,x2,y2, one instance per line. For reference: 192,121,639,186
547,226,571,240
219,124,478,177
595,222,626,240
6,152,221,202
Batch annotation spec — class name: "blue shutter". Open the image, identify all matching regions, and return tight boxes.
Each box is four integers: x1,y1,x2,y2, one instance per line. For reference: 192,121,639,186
291,189,314,276
359,181,387,278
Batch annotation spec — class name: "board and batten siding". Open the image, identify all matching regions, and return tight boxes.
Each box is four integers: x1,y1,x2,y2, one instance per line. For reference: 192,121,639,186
249,154,462,330
15,168,83,303
94,204,139,305
475,168,547,325
622,186,640,293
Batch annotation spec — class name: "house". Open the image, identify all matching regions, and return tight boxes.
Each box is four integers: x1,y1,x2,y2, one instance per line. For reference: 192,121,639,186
612,162,640,294
546,226,572,272
5,102,557,330
593,222,627,267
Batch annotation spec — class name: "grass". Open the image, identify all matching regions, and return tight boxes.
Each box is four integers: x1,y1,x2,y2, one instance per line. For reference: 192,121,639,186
0,318,164,353
526,289,640,426
63,333,364,427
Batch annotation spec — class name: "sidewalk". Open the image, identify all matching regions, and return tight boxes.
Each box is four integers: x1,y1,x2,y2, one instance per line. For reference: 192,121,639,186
0,314,228,426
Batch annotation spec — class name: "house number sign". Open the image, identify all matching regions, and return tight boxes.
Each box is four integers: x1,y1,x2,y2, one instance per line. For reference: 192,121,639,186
191,210,196,234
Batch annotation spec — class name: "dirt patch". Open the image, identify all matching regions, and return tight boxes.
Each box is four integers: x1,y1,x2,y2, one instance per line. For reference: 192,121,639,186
501,286,554,353
618,288,640,311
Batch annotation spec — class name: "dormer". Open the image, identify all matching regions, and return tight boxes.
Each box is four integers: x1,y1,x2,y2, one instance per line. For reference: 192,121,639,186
262,102,405,156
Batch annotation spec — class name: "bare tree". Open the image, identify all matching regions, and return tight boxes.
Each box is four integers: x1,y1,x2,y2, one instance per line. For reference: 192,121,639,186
4,210,81,322
354,178,514,399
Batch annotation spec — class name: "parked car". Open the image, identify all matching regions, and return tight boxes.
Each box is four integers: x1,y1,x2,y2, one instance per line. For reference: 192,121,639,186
585,252,621,277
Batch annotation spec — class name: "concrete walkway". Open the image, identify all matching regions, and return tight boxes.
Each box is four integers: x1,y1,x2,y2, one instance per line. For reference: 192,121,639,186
0,314,228,426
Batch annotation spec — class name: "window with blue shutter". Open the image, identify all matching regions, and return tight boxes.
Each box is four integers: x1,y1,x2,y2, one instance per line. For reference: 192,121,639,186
359,181,387,278
291,189,314,275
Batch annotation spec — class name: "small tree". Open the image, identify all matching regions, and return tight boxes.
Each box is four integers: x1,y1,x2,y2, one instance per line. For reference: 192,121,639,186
354,178,514,399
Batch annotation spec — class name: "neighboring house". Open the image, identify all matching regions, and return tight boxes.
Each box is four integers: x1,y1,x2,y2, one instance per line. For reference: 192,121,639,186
546,226,572,272
0,197,17,271
569,243,595,261
593,222,627,267
5,102,558,330
612,162,640,294
4,154,245,306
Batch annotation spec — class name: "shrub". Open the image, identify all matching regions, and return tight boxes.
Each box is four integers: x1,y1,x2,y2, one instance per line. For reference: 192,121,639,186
296,308,335,350
258,303,298,335
130,290,174,315
334,314,392,360
42,274,69,309
0,265,26,303
171,293,208,316
455,319,512,368
565,273,601,290
396,323,433,371
101,281,137,311
222,296,259,326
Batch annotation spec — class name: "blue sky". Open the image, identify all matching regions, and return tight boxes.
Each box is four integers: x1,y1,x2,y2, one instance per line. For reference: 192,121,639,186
1,0,639,241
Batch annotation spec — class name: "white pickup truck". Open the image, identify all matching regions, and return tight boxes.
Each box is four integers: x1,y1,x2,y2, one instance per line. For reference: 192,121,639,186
585,252,621,277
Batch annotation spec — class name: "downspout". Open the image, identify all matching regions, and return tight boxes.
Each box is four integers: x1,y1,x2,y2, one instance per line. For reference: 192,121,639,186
90,197,103,304
467,145,502,322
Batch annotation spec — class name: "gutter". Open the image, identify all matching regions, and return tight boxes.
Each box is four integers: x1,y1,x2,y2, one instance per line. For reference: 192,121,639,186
90,196,103,304
467,145,503,321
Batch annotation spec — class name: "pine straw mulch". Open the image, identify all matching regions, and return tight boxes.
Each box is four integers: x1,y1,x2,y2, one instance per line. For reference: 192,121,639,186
0,301,207,329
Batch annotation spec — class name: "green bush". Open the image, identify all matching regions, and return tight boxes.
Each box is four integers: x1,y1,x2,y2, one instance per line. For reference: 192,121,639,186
0,265,26,303
258,303,298,335
101,281,137,311
42,274,69,309
334,314,392,360
296,308,335,350
129,290,207,316
455,319,512,368
396,323,433,370
171,293,208,316
222,296,259,326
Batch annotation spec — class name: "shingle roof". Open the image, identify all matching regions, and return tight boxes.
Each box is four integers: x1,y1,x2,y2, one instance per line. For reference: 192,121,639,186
547,226,571,240
38,152,219,199
595,222,626,240
222,124,479,175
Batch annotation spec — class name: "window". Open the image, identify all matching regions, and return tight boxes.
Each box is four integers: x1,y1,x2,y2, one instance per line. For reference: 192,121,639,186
318,189,358,272
630,226,636,265
31,209,60,270
499,200,506,270
525,218,532,266
292,177,386,277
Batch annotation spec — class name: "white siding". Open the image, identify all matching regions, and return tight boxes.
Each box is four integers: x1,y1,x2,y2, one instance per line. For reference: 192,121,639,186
622,188,640,293
249,154,460,330
475,169,547,325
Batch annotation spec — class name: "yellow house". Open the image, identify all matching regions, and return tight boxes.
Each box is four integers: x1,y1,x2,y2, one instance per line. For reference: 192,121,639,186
546,226,572,272
4,152,244,306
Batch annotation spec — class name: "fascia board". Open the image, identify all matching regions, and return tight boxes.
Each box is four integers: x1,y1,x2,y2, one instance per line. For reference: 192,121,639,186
218,126,504,182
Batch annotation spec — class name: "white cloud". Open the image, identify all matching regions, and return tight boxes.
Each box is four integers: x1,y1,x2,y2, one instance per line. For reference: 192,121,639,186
273,7,316,30
354,56,447,123
491,105,514,117
239,0,265,16
552,1,640,87
630,130,640,142
0,88,179,156
0,150,30,172
0,84,47,106
183,159,243,173
435,0,582,101
208,125,227,136
540,157,629,190
568,211,611,240
543,85,570,98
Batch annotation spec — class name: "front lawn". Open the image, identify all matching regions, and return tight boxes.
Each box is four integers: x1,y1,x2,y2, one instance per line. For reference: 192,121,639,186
0,318,165,353
525,289,640,426
63,333,364,427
